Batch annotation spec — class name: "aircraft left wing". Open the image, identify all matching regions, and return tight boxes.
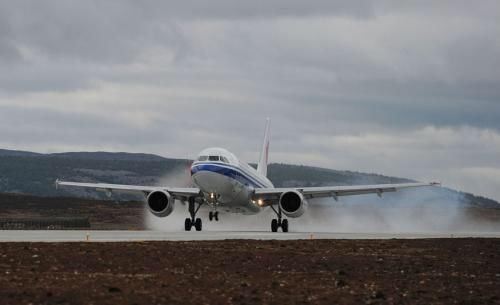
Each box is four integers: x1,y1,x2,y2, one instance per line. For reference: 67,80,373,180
253,182,440,204
55,180,201,200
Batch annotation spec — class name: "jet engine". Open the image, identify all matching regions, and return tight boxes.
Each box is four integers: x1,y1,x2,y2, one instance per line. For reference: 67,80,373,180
279,191,307,218
147,191,174,217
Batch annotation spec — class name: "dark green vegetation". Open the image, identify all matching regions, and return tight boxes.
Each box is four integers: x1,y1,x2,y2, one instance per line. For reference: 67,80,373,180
0,149,497,208
0,150,189,198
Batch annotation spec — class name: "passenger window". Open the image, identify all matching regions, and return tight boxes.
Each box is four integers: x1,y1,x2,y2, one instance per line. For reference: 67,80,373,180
209,156,220,161
220,156,229,163
198,156,208,161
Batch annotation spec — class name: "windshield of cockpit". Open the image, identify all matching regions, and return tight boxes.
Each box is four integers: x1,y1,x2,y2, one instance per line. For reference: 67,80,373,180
197,155,230,163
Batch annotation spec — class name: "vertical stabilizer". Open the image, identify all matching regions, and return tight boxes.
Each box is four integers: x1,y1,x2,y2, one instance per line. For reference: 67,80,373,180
257,118,271,177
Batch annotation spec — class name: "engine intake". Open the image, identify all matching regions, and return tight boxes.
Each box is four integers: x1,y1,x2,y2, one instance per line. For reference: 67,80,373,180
147,191,174,217
279,191,307,218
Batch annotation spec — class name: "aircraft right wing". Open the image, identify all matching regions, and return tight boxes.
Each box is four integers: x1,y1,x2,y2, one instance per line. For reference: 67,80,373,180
55,180,201,201
253,182,440,205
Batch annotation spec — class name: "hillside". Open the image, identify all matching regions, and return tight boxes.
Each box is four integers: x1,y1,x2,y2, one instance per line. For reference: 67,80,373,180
0,149,497,208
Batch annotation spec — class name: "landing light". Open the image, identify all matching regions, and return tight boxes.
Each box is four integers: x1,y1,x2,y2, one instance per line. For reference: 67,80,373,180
257,199,264,206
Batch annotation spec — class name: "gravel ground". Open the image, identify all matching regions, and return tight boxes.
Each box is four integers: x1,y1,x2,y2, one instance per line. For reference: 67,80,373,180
0,239,499,305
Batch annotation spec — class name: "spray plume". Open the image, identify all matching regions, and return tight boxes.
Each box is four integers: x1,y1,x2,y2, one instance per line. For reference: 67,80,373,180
146,170,500,232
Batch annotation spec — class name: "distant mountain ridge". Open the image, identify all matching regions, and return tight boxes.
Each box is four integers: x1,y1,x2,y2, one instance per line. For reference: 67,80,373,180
0,149,166,161
0,148,498,208
0,149,42,157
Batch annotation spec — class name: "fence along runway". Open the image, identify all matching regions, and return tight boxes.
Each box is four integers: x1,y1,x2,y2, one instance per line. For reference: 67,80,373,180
0,230,500,242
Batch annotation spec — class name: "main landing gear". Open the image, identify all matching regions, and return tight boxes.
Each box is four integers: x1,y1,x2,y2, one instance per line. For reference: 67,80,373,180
270,205,289,233
185,197,203,231
208,211,219,222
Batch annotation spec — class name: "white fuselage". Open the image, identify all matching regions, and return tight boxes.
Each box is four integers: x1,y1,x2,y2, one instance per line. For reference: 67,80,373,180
190,147,273,214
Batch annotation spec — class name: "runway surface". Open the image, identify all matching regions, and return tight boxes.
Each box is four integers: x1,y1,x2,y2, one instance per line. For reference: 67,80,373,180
1,230,500,242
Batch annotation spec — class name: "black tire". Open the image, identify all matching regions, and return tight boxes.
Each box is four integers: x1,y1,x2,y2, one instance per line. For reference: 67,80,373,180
271,219,278,232
195,218,202,231
215,212,219,222
282,219,289,232
209,212,213,221
184,218,192,231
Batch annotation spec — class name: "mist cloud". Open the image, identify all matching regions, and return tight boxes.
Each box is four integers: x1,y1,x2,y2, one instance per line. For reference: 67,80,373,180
147,188,500,233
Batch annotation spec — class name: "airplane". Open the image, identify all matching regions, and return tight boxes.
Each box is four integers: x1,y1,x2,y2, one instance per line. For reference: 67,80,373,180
56,119,439,232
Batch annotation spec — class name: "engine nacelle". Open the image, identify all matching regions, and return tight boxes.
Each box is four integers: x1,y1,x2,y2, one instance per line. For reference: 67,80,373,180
279,191,307,218
147,191,174,218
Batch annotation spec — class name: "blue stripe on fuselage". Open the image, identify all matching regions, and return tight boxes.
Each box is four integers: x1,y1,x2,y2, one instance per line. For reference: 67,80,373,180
191,163,266,188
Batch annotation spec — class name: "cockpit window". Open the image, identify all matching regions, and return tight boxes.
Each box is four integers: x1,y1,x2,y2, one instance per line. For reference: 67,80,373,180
208,155,220,161
201,155,229,163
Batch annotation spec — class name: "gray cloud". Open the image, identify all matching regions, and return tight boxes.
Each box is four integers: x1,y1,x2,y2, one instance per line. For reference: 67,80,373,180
0,1,185,64
0,0,373,64
0,1,499,201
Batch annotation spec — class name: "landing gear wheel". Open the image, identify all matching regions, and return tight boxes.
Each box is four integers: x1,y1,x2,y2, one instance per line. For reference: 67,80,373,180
282,219,289,232
194,218,202,231
270,205,289,232
186,197,204,231
214,212,219,221
271,219,278,232
209,212,213,221
184,218,192,231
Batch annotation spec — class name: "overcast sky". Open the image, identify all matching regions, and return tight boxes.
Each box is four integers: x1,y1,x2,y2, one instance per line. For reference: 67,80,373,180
0,1,499,201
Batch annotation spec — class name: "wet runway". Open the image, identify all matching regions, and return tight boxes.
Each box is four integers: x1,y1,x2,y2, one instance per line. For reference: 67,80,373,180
0,230,500,242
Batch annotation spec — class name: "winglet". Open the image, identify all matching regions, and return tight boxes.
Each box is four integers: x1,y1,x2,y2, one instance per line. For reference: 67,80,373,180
257,118,271,177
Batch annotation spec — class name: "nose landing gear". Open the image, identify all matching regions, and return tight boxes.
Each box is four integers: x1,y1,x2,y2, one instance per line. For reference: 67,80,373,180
207,192,220,222
208,211,219,222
